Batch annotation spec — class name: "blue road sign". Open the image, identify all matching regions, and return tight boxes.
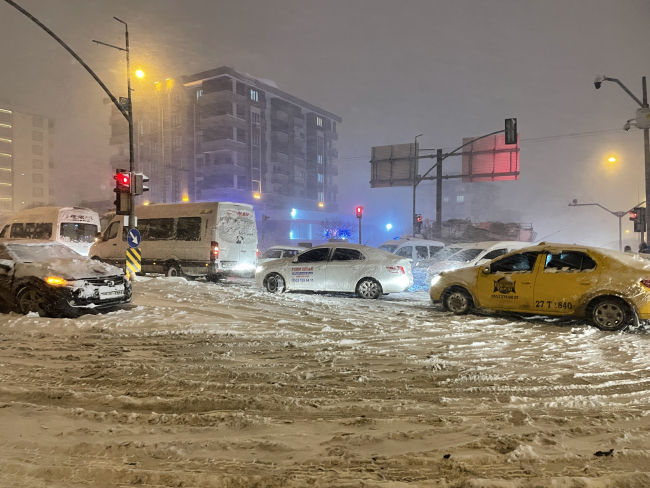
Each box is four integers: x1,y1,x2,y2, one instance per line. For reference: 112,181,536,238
127,228,141,248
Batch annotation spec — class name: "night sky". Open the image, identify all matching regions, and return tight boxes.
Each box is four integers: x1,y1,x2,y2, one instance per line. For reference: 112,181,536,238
1,0,649,247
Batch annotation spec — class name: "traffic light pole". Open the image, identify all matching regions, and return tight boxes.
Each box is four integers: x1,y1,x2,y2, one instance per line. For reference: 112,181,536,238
358,216,362,244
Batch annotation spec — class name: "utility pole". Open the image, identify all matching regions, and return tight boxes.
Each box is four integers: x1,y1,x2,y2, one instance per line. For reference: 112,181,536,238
412,134,422,236
435,148,443,237
93,17,135,230
595,75,650,242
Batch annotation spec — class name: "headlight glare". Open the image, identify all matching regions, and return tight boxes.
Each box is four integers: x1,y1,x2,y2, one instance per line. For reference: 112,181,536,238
45,276,68,286
430,275,442,287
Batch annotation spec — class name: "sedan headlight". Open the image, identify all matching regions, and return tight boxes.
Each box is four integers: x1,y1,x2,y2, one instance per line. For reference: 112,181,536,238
45,276,68,286
256,266,264,274
430,275,442,287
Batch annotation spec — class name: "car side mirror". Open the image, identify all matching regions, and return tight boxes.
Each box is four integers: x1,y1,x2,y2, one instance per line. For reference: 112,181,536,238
482,265,490,275
0,259,13,272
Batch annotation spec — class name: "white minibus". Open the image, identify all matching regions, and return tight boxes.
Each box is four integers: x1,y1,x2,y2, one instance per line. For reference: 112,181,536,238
90,202,257,280
0,206,101,256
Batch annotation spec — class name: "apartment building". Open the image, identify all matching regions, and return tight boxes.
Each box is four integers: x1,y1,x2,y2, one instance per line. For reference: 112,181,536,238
109,66,341,215
0,105,53,218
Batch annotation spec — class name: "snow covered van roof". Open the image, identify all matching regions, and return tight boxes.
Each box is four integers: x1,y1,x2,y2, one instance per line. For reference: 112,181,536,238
123,202,254,219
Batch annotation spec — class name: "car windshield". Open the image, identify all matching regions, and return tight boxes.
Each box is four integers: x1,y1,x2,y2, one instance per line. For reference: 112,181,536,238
379,244,398,253
6,243,84,262
448,248,484,262
430,247,461,262
60,223,98,244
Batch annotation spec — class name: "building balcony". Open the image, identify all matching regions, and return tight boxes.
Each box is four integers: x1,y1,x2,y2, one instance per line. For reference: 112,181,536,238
326,164,338,176
328,131,338,141
327,147,338,159
201,138,245,153
199,89,246,106
198,162,247,177
271,172,290,184
109,133,129,146
200,113,247,131
327,184,338,194
293,117,304,128
270,119,290,133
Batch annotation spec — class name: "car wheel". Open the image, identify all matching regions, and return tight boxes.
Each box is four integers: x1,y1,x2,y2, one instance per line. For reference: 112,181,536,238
265,273,285,294
166,263,182,277
356,278,382,299
442,288,473,315
16,285,49,317
590,297,630,331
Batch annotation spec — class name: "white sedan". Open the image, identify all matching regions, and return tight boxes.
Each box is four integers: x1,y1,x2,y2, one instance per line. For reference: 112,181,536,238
255,243,413,299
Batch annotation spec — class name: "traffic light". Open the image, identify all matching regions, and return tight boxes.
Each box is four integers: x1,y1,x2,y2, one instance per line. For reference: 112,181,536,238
113,169,131,215
505,118,517,145
631,206,647,233
134,173,149,196
355,206,364,219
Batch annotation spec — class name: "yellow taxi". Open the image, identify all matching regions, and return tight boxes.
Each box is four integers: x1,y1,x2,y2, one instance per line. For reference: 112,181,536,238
428,242,650,331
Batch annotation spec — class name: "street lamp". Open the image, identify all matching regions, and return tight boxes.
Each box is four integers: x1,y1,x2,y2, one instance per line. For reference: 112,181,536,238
568,198,645,251
594,75,650,237
608,157,617,163
135,69,144,78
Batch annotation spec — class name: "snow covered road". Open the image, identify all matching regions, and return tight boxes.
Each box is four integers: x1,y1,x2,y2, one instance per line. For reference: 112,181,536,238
2,277,650,486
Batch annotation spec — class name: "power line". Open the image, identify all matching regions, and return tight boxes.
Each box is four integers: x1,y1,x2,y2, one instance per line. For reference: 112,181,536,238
335,127,627,163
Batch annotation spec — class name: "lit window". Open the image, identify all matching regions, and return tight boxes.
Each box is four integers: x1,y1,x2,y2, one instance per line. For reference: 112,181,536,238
317,155,323,164
250,89,259,102
456,195,464,203
316,116,323,127
318,191,324,202
317,173,323,183
196,89,203,100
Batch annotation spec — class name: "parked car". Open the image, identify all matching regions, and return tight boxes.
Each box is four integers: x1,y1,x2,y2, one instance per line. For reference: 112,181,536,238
258,245,307,265
379,238,445,266
90,202,257,280
0,206,101,256
425,241,532,284
0,240,131,318
429,242,650,331
256,243,413,299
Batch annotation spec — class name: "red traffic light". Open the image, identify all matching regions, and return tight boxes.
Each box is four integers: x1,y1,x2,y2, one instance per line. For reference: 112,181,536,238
114,172,131,188
355,206,364,218
630,211,638,220
417,214,423,223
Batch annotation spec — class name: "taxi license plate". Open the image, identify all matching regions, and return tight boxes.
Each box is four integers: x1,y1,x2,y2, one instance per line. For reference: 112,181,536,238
99,285,125,300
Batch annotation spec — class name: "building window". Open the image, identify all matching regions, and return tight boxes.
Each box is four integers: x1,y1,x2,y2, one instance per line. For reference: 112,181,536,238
32,116,43,128
297,171,305,180
139,122,144,135
32,159,43,169
32,131,43,142
317,173,323,183
174,92,181,104
172,137,182,150
456,195,464,203
252,133,260,147
33,187,43,197
196,89,203,100
251,112,260,126
149,120,156,131
299,132,305,139
32,145,43,156
196,134,203,145
33,173,43,183
317,155,323,165
316,116,323,127
250,89,259,102
318,191,324,202
332,121,336,132
172,114,181,127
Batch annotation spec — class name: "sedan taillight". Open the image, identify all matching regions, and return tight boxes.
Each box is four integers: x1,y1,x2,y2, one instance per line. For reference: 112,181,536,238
386,266,405,274
641,279,650,289
210,241,219,261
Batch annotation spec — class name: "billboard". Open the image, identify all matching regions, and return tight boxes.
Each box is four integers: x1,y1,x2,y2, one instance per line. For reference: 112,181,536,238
369,143,418,188
461,134,520,182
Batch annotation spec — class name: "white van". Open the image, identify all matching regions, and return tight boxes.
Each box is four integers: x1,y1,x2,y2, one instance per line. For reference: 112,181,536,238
90,202,257,280
390,239,446,265
0,206,100,256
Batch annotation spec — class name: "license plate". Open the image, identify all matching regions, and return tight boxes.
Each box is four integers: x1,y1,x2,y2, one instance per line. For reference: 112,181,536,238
221,262,236,268
99,285,125,300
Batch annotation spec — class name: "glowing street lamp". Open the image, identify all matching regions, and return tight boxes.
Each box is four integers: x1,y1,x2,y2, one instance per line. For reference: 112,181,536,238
386,223,393,231
135,69,144,78
608,157,617,163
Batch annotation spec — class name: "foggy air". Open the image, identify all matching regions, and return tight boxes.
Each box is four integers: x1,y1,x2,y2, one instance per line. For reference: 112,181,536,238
2,1,650,486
